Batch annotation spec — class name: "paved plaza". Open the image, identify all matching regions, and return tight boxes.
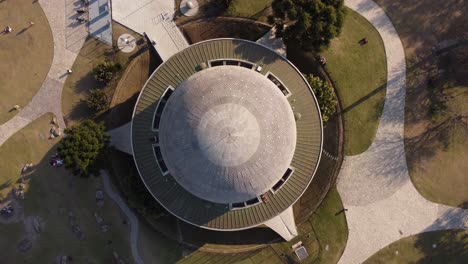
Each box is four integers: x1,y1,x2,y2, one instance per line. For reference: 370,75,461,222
111,0,188,61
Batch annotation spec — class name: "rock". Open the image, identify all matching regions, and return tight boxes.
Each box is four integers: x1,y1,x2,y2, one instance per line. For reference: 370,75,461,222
94,212,103,224
72,224,85,240
18,239,32,252
56,255,71,264
96,190,104,207
33,217,41,233
100,224,110,232
95,190,104,200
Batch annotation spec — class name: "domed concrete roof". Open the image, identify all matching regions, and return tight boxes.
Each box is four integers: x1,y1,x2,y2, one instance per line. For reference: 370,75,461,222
158,66,297,204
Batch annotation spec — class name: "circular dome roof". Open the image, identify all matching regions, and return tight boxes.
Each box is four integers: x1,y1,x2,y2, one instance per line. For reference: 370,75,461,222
159,66,297,204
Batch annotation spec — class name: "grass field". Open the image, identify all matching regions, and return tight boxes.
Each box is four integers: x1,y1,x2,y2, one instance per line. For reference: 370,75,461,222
0,114,132,263
0,113,56,200
311,188,348,264
321,8,387,155
287,9,387,156
62,22,144,127
364,229,468,264
0,0,53,124
374,0,468,208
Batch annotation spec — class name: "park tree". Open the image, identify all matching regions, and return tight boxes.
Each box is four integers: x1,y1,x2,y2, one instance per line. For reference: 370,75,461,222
92,60,121,84
305,74,337,124
271,0,346,51
58,120,110,176
85,89,109,112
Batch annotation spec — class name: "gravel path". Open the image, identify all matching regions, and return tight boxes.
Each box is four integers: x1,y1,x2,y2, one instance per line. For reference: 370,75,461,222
337,0,468,263
0,0,87,146
102,171,144,264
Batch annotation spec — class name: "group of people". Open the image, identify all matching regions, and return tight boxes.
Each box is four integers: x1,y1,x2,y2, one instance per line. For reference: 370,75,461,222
75,0,89,23
50,153,64,167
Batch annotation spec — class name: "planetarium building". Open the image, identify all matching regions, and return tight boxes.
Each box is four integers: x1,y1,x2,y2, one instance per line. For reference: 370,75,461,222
131,39,322,241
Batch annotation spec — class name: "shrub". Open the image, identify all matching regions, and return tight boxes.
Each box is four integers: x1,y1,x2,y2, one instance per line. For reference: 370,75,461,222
85,89,109,112
58,120,110,176
305,74,337,124
92,60,121,83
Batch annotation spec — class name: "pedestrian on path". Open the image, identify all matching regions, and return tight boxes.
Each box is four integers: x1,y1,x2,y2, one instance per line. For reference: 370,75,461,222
67,69,73,74
359,37,368,45
29,21,35,27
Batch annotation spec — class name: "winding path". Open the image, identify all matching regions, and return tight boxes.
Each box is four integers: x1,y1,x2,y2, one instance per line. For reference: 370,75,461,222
337,0,467,263
0,0,87,146
101,171,144,264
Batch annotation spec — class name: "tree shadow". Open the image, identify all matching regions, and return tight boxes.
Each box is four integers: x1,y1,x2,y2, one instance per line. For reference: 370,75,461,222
73,71,102,93
340,82,387,114
411,201,468,263
179,221,280,248
65,100,93,126
15,28,29,36
98,92,139,130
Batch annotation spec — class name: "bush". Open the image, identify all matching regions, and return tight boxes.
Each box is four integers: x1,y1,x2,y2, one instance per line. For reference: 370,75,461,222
305,74,337,124
85,89,109,112
58,120,110,176
92,60,121,83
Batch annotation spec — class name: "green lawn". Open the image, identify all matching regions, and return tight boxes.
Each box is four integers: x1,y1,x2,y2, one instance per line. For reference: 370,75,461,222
311,187,348,264
0,114,133,262
321,8,387,155
225,0,272,22
0,0,53,124
364,229,468,264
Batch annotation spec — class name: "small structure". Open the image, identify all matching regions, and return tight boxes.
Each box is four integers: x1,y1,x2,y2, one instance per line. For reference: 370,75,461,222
294,245,309,261
180,0,199,17
117,33,136,53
